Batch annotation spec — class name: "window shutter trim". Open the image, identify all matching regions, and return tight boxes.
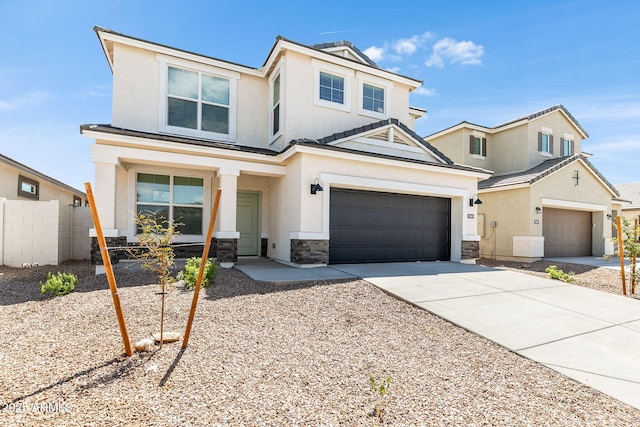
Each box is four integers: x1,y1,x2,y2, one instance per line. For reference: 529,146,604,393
482,138,487,157
469,135,475,154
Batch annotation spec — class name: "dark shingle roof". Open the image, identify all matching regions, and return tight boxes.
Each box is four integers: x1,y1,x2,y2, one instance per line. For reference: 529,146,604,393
80,124,280,156
494,104,589,138
479,154,619,196
293,118,454,165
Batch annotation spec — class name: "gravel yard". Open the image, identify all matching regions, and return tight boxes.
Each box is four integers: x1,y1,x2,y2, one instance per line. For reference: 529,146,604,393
1,260,639,426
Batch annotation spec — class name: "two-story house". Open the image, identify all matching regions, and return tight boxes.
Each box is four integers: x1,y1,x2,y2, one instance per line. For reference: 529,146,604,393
81,26,491,268
427,105,623,262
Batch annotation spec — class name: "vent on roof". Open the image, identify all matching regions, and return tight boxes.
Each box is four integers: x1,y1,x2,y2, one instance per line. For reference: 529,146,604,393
368,130,409,145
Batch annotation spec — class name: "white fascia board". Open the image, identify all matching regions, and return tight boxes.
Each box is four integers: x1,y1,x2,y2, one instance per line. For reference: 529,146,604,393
280,144,491,179
97,29,263,77
268,40,422,89
426,122,494,140
477,183,530,193
85,131,286,176
541,198,607,212
320,173,471,198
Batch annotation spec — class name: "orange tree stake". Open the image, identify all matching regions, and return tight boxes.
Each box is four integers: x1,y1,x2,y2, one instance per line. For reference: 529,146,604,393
183,188,222,349
617,215,627,296
85,182,133,356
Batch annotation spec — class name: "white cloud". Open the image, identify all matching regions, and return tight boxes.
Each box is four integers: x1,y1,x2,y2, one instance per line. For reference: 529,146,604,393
364,32,434,63
425,38,484,68
392,32,434,55
413,87,436,97
363,46,385,62
0,90,50,112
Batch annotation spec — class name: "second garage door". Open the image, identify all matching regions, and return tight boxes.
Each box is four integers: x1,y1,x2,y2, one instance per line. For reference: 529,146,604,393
329,188,451,264
543,208,592,257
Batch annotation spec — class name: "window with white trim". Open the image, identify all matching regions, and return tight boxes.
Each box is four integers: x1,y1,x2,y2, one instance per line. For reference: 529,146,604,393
469,135,487,157
165,65,233,139
538,131,553,155
561,138,574,156
313,61,352,112
136,173,204,235
362,83,384,114
319,72,344,104
271,73,281,136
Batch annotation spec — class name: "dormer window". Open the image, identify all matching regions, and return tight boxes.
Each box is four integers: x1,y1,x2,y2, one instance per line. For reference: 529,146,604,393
160,62,238,142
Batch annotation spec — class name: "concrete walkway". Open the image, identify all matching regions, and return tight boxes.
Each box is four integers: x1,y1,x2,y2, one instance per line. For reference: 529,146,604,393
236,259,640,410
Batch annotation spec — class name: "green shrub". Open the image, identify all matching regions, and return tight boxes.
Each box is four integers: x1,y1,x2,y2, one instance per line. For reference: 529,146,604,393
177,257,218,290
40,272,78,296
545,265,575,283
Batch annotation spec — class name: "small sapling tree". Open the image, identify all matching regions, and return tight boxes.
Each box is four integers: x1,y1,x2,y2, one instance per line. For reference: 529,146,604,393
126,212,180,348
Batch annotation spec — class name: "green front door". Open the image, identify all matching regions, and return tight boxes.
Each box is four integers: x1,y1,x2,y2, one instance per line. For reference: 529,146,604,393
237,192,260,256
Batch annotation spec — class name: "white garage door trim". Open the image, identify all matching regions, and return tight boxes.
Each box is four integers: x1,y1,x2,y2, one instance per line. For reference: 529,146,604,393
541,197,606,212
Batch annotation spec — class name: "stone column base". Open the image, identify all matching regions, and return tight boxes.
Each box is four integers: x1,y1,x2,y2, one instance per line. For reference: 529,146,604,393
461,240,479,260
290,239,329,265
91,236,127,265
214,238,238,268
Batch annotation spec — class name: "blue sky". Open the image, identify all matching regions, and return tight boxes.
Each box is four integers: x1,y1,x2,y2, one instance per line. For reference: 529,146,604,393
1,0,638,192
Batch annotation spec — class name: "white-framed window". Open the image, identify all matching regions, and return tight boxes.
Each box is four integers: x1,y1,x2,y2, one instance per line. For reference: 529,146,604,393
357,74,392,119
538,130,553,155
270,72,281,138
159,61,238,142
136,173,204,235
469,135,487,158
561,138,574,156
313,60,352,112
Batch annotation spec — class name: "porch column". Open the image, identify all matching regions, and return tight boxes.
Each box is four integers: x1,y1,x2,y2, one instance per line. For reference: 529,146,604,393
215,168,239,268
91,161,125,268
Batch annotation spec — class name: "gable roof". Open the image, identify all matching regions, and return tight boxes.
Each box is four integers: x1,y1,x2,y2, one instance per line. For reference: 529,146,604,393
93,26,422,89
310,40,379,67
478,154,619,196
0,153,86,196
425,104,589,140
293,118,454,165
615,182,640,208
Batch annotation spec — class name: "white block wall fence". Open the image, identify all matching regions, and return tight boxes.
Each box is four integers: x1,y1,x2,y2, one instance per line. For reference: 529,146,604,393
0,198,92,267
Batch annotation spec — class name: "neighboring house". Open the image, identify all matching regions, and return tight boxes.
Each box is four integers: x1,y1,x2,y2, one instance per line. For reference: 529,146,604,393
81,26,491,268
427,105,622,261
0,153,91,266
614,182,640,223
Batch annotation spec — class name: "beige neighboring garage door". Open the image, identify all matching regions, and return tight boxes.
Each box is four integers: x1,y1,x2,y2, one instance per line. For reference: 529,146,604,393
543,208,592,257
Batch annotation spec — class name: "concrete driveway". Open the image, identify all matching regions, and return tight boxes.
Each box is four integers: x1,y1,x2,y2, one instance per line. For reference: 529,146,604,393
236,259,640,409
331,262,640,410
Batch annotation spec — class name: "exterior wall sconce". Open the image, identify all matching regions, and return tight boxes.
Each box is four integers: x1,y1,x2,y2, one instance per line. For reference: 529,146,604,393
469,194,483,207
535,207,542,214
607,214,612,220
310,178,323,195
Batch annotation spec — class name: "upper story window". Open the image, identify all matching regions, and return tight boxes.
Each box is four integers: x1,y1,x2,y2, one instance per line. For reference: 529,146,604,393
168,66,229,134
18,175,39,200
319,72,344,104
271,73,281,137
469,135,487,157
362,83,384,114
538,131,553,156
136,173,204,235
159,60,238,142
73,196,82,207
357,75,392,119
313,60,352,113
561,138,574,156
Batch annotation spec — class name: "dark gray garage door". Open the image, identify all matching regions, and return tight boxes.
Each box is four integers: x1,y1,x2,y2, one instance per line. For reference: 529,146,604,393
329,188,450,264
543,208,592,257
